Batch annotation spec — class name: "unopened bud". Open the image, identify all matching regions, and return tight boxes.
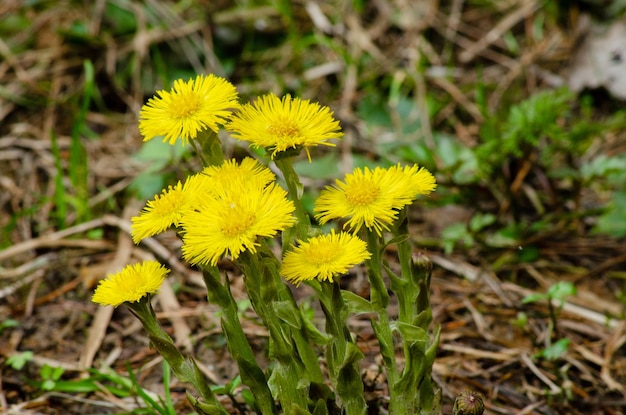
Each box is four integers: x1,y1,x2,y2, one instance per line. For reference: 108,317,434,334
453,391,484,415
410,252,433,290
411,252,433,273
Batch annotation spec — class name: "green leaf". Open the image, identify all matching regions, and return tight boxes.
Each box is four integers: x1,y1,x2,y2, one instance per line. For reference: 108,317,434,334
357,92,392,128
595,191,626,238
129,138,190,199
441,223,473,254
6,351,33,370
311,398,330,415
535,338,571,361
521,292,548,304
335,343,366,413
0,319,19,334
341,291,374,315
484,229,519,248
469,213,496,232
134,137,188,164
127,362,170,415
40,363,53,379
293,153,341,180
40,364,64,382
517,245,539,262
548,281,576,302
38,379,101,393
300,309,332,345
273,301,302,329
41,379,56,391
392,321,428,344
580,154,626,181
103,1,138,35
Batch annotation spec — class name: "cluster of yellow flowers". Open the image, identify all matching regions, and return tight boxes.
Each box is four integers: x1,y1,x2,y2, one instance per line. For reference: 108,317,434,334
93,74,436,306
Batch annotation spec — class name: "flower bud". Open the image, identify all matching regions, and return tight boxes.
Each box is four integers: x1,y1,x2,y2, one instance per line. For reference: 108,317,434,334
411,252,433,273
453,391,485,415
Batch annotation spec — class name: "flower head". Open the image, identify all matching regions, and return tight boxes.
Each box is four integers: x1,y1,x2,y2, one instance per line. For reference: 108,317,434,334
131,173,211,243
92,261,169,307
139,74,239,145
201,157,276,195
226,93,343,160
180,161,295,266
314,164,436,235
280,230,370,285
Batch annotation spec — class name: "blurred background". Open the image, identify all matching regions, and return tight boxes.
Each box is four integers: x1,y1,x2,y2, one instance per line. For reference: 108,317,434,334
1,1,625,414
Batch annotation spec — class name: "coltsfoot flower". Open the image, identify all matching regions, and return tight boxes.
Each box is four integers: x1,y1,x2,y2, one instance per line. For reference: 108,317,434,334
226,93,343,160
201,157,276,195
139,74,239,145
180,160,295,266
280,230,371,285
314,164,436,235
92,261,169,307
131,173,211,243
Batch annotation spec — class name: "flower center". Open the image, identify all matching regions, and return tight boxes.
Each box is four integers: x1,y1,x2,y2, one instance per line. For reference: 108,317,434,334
170,95,201,119
154,186,186,216
267,120,300,139
345,181,380,207
220,204,256,236
308,241,337,265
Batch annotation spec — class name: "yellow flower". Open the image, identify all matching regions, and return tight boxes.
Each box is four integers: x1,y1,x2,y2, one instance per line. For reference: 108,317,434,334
314,164,436,235
92,261,169,307
201,157,275,195
139,74,239,145
131,173,211,243
226,93,343,160
280,231,371,285
180,164,295,266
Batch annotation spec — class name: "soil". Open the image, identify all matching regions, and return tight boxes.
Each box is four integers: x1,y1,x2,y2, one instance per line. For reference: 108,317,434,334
1,1,625,414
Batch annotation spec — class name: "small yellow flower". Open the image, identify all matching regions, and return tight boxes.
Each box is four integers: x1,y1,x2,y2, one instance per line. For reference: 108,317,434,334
180,163,295,266
131,173,211,243
280,231,371,285
92,261,169,307
226,93,343,160
139,74,239,145
314,164,436,235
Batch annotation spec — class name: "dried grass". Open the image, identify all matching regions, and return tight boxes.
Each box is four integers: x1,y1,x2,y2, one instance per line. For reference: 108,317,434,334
1,1,625,414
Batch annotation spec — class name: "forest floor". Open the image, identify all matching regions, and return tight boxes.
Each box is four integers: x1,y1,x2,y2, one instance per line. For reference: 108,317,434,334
1,1,625,414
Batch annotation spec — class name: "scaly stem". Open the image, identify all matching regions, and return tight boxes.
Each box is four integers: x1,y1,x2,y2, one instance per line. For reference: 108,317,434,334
317,281,366,415
391,208,416,324
201,266,278,414
365,231,405,413
239,251,311,412
126,298,228,414
274,157,310,240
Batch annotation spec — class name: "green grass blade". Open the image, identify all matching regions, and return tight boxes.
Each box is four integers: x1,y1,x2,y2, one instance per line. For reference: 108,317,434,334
69,59,95,223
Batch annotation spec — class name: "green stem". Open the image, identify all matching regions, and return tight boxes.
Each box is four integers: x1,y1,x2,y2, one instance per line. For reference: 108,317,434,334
317,281,366,415
239,251,311,412
201,267,278,414
254,244,324,385
390,209,439,413
190,139,209,167
365,231,404,413
126,298,228,414
411,252,434,330
392,208,416,324
274,157,310,240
